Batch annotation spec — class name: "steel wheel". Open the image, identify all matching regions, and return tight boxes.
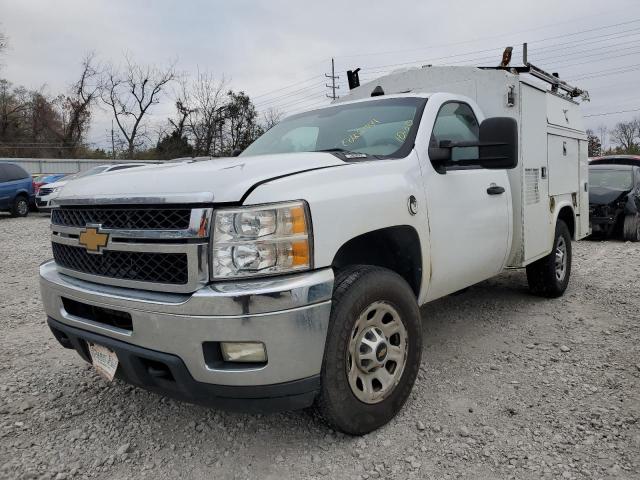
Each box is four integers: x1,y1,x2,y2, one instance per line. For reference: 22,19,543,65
346,301,408,404
554,236,567,282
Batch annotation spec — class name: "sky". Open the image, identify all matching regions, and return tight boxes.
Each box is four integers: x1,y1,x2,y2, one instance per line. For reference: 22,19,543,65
1,0,640,150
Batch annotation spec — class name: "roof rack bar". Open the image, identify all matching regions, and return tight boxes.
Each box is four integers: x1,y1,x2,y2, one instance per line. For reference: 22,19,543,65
522,43,589,101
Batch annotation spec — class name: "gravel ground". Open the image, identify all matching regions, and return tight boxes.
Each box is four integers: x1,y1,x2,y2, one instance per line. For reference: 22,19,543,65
0,214,639,480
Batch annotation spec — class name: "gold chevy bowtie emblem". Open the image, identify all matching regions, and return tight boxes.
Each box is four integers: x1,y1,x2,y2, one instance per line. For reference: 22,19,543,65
78,227,109,253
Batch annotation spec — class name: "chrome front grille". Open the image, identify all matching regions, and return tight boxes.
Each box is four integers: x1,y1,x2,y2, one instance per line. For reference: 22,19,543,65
39,187,54,196
52,208,191,230
52,243,189,285
50,206,212,293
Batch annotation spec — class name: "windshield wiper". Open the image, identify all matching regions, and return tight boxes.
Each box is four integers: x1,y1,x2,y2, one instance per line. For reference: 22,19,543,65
315,148,350,153
315,148,368,157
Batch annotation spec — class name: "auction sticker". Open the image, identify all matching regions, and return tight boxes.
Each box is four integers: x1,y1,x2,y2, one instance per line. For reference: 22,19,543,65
89,343,119,381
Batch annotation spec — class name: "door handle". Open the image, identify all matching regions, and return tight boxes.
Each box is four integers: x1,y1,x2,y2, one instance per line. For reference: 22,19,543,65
487,185,505,195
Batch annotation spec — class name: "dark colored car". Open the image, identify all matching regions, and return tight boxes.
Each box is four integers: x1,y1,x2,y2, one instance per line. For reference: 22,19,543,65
589,156,640,241
0,162,34,217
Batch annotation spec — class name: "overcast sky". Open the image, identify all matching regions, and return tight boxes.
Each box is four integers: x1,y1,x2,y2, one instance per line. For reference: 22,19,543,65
1,0,640,150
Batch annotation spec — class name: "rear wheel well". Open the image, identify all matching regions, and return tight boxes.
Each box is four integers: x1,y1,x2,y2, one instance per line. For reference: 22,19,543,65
331,226,422,297
557,206,575,239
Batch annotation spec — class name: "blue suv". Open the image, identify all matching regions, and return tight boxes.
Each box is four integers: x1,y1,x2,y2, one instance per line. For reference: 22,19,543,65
0,162,34,217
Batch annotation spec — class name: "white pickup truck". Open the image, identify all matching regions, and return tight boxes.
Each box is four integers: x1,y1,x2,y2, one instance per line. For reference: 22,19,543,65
39,63,590,435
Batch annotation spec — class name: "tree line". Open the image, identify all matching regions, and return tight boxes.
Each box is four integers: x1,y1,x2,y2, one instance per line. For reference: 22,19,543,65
0,37,281,160
587,118,640,157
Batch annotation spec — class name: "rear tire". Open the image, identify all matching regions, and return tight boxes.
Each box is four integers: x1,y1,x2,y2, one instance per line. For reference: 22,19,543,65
623,213,640,241
316,266,422,435
526,220,572,298
10,195,29,217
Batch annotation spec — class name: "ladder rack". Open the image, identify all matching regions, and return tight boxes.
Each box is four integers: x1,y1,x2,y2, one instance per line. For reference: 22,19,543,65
482,43,589,101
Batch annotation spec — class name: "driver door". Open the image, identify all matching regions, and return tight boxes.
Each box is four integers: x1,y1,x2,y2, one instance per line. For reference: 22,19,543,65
421,101,511,301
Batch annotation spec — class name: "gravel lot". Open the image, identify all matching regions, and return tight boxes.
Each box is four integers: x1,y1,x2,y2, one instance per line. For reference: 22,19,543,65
1,214,639,480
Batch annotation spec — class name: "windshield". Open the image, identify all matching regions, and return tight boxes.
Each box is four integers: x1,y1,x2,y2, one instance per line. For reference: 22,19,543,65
589,168,633,190
241,97,425,158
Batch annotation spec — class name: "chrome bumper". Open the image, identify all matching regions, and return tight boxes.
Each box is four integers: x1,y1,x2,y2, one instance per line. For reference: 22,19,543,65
40,260,334,386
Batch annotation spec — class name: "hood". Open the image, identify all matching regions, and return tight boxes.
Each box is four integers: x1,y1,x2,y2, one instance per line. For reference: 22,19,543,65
54,153,346,205
42,179,68,189
589,186,631,206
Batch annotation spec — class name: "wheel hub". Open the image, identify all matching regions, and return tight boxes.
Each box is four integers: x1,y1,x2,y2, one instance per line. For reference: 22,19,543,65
555,236,567,281
346,301,408,404
354,327,388,372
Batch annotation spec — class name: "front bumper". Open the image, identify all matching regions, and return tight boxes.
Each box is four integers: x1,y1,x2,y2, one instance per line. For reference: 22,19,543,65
35,196,52,211
40,261,334,410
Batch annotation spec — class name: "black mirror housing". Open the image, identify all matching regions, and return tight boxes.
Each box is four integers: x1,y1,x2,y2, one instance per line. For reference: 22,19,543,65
428,117,518,171
478,117,518,169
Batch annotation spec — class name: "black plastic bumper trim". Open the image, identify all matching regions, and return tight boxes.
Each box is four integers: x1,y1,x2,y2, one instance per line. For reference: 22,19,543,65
47,317,319,413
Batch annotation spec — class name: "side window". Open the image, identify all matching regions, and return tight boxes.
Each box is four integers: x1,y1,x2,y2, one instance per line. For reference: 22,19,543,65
4,164,29,181
430,102,479,167
0,165,7,183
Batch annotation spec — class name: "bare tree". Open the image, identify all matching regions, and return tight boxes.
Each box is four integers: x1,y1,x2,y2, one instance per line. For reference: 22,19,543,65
178,71,227,156
609,119,640,153
102,55,176,158
262,107,283,130
54,53,102,154
0,30,7,54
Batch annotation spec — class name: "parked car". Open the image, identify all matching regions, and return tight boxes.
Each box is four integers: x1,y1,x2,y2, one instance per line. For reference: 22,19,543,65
36,163,152,211
33,174,67,194
40,64,590,435
0,162,34,217
589,156,640,241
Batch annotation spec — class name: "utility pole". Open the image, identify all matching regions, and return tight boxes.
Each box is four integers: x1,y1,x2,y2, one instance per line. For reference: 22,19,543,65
598,125,608,153
325,58,339,100
111,120,116,159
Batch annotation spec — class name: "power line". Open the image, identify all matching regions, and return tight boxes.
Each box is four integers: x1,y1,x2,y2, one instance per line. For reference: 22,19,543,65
569,63,640,81
584,108,640,117
338,20,640,78
335,15,640,59
251,74,323,99
254,82,326,107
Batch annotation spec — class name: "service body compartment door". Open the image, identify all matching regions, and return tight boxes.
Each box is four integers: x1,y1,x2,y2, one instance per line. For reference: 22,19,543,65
548,135,579,196
520,84,552,262
577,139,590,238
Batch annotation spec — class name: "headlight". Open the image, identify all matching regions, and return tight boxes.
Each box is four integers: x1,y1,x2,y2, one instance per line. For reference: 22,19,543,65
212,201,312,279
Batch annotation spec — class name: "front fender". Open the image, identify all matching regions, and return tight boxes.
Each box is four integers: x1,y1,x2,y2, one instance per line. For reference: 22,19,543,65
242,153,432,303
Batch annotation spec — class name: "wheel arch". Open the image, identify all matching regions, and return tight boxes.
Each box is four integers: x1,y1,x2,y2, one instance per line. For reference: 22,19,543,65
331,225,422,297
555,204,576,239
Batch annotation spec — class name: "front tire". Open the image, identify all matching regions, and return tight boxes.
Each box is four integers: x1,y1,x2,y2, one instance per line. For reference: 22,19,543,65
10,195,29,217
317,266,422,435
526,220,572,298
623,213,640,241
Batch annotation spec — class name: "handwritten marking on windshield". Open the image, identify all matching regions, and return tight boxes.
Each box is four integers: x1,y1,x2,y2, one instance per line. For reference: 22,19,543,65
394,120,413,143
341,118,381,147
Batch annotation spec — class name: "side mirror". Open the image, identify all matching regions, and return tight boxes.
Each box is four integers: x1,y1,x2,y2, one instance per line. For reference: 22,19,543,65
478,117,518,169
427,116,518,170
231,148,242,157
